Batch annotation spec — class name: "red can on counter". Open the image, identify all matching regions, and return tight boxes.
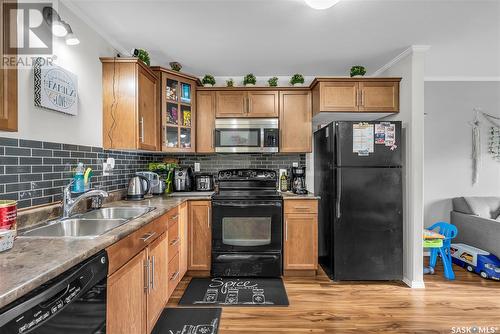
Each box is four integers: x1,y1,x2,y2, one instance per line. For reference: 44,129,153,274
0,200,16,252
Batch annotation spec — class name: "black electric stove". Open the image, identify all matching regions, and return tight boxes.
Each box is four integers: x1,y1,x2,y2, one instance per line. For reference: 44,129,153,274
211,169,283,277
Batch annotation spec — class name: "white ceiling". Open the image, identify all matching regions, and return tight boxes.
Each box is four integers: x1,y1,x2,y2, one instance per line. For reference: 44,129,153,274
67,0,500,78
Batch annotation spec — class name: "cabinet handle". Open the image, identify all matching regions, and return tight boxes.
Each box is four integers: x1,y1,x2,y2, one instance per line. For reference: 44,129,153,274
170,238,180,246
144,259,150,293
293,206,311,210
285,220,288,241
248,97,252,114
361,90,365,106
140,232,156,242
207,206,211,228
170,271,179,281
171,214,178,221
356,90,359,106
139,117,145,143
150,256,155,290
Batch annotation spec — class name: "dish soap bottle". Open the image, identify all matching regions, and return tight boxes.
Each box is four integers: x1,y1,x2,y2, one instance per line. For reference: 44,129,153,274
280,172,288,192
72,162,85,193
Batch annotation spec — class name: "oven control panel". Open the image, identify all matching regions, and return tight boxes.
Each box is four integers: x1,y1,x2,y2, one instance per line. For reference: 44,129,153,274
218,169,276,181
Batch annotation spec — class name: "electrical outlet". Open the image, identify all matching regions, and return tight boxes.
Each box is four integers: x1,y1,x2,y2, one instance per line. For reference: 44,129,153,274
194,162,200,172
292,162,299,167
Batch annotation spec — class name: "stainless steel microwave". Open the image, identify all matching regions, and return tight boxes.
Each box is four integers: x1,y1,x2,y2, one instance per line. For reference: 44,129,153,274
214,118,279,153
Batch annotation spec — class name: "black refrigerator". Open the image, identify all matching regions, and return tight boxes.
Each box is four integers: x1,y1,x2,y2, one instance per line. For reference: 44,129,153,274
314,121,403,281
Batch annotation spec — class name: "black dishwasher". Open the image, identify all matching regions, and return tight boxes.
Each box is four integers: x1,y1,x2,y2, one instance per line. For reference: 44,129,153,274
0,250,108,334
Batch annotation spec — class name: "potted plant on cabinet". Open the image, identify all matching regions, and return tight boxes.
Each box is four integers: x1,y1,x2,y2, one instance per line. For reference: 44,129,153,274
169,61,182,72
132,48,150,66
350,66,366,77
290,73,305,86
226,78,234,87
268,77,278,87
202,74,216,87
243,73,257,86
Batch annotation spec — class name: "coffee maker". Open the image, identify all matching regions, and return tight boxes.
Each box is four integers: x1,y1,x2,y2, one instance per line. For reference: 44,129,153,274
291,167,307,194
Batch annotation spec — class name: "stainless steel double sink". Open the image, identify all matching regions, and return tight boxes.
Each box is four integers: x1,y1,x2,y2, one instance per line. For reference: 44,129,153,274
21,207,155,238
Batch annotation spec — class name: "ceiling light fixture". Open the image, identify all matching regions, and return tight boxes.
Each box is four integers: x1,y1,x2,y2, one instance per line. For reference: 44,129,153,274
304,0,341,10
65,27,80,46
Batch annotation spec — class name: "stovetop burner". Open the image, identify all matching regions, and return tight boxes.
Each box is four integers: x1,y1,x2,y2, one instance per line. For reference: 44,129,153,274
212,169,281,200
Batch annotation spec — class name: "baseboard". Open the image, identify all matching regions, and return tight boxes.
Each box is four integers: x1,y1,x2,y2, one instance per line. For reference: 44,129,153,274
403,277,425,289
423,251,430,257
283,269,317,277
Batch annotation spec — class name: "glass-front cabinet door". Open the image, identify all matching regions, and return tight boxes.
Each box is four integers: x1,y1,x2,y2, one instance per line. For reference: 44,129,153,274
156,69,196,152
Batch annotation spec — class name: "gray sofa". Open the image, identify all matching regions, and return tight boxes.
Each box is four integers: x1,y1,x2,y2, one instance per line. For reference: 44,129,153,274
451,197,500,257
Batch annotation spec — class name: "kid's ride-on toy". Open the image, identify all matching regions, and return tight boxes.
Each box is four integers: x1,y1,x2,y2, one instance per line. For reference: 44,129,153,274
450,243,500,280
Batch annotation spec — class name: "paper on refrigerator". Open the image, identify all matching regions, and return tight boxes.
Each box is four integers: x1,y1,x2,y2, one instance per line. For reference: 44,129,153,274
352,123,374,156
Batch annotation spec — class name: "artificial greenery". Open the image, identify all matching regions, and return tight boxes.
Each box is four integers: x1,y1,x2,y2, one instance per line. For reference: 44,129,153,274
290,73,305,85
268,77,279,87
350,65,366,77
243,73,257,85
202,74,216,86
134,49,150,66
226,78,234,87
169,61,182,71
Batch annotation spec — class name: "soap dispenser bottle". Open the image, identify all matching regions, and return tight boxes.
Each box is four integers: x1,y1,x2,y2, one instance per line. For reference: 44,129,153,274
72,162,85,193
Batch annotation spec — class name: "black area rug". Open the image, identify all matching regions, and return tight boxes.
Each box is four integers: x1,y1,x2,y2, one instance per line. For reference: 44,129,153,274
151,308,221,334
179,277,289,306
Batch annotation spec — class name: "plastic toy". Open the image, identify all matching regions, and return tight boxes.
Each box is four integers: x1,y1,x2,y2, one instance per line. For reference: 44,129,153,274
450,243,500,280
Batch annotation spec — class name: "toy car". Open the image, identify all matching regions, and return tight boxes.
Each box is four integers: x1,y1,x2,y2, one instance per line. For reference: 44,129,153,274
450,243,500,280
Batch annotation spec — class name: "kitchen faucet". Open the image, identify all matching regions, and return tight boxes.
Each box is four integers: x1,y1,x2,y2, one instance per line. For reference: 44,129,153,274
62,180,109,218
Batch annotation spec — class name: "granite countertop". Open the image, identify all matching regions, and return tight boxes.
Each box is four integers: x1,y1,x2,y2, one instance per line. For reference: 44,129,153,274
0,195,211,309
280,191,320,199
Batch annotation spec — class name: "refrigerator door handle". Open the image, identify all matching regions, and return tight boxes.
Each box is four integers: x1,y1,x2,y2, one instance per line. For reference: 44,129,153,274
336,169,341,219
335,123,341,166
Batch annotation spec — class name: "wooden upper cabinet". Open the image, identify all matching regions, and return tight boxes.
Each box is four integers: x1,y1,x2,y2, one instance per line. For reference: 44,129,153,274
151,67,199,153
188,201,211,271
311,78,401,115
196,91,216,153
107,250,147,334
358,81,399,112
138,67,158,151
146,234,168,334
101,58,159,151
215,91,246,117
279,90,312,153
319,81,358,112
215,90,279,118
0,0,18,132
247,91,278,117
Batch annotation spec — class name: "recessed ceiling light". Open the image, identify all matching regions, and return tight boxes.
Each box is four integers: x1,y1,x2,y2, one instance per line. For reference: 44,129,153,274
304,0,341,10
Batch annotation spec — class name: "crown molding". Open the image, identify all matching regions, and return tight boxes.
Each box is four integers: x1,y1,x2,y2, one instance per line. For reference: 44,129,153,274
425,76,500,82
60,0,129,55
372,45,431,77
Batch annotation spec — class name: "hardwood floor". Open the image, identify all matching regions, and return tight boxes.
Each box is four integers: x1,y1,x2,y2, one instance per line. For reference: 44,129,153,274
167,264,500,334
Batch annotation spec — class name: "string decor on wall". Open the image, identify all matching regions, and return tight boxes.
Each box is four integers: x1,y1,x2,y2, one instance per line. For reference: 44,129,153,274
488,127,500,161
470,108,500,185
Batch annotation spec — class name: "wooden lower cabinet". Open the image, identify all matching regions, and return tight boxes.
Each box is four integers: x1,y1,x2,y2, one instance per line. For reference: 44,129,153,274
147,234,169,333
283,199,318,274
107,250,147,334
179,202,189,277
188,201,211,271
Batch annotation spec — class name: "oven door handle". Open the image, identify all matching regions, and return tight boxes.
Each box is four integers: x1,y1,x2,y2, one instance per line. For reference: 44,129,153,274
217,254,280,261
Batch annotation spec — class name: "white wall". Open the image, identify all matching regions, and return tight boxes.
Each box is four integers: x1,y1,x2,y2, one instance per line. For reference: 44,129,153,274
0,2,116,147
424,82,500,226
380,46,427,288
